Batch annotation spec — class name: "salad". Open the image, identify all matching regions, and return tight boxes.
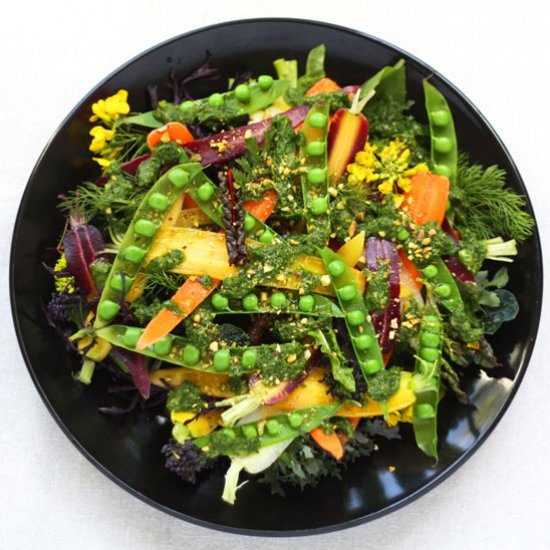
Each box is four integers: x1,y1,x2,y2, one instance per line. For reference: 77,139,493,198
47,45,534,504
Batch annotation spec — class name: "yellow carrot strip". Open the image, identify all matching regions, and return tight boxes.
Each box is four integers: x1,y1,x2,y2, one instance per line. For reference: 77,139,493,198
336,231,365,267
149,368,233,397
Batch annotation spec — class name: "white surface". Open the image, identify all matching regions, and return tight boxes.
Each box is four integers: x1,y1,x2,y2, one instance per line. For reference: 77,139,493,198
1,1,549,548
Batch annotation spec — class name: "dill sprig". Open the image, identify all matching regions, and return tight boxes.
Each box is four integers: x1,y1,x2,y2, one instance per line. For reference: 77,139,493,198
450,157,535,242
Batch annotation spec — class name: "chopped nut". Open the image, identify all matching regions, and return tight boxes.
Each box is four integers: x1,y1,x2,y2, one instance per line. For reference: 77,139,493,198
320,274,331,287
286,354,297,363
209,341,219,352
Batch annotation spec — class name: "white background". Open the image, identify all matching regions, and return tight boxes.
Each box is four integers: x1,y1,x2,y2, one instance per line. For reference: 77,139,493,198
2,1,549,548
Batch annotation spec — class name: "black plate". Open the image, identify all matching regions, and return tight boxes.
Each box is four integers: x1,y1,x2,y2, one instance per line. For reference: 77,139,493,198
10,18,543,535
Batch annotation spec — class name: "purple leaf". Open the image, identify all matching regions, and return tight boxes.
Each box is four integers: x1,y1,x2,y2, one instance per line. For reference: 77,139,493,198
441,218,476,284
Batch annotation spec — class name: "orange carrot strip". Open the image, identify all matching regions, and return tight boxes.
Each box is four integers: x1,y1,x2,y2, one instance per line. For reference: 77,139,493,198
136,277,219,350
305,77,342,97
146,121,195,150
402,171,450,226
310,426,344,460
398,249,423,291
243,189,278,221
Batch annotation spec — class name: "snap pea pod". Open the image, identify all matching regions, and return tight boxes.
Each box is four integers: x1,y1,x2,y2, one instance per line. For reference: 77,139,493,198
300,100,331,242
411,307,443,461
121,78,289,129
208,289,343,317
96,324,309,376
193,403,341,452
419,258,463,312
320,248,385,379
179,152,283,245
423,79,458,185
93,163,197,329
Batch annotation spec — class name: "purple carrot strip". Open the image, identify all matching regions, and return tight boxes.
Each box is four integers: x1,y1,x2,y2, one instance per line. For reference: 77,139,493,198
63,220,104,299
441,218,476,284
183,105,310,166
111,348,151,399
364,237,401,353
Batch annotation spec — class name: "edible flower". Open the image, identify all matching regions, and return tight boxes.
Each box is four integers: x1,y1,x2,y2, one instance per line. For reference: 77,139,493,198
347,138,428,202
89,89,130,125
54,254,75,293
89,126,115,153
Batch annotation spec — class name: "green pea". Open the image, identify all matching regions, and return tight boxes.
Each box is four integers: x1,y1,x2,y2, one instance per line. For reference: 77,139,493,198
110,273,135,293
328,260,345,277
433,164,452,178
241,349,257,369
288,412,303,428
211,293,229,311
270,292,287,309
97,300,120,321
415,403,436,419
242,424,258,439
347,310,365,326
420,347,439,362
234,84,251,102
354,334,374,351
421,332,440,349
306,141,325,156
307,167,326,185
363,359,382,375
423,315,439,325
435,283,452,298
123,327,142,347
309,112,328,128
153,336,173,356
134,219,158,238
259,229,275,244
221,427,236,439
298,295,315,312
168,167,189,189
244,213,256,232
182,344,200,365
433,136,453,154
338,284,356,302
397,228,410,242
208,93,223,107
213,349,231,372
422,265,438,279
310,197,328,216
258,75,273,90
430,109,451,127
266,419,280,435
123,245,146,264
242,294,259,311
197,182,215,202
417,360,429,375
147,192,170,211
179,100,194,111
424,322,440,335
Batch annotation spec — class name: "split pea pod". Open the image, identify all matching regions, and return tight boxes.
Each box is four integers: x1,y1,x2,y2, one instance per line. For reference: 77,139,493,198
94,163,199,329
423,79,458,185
320,248,385,380
411,307,443,461
209,289,343,317
419,258,463,312
300,100,331,241
122,78,289,129
96,324,309,376
193,403,341,452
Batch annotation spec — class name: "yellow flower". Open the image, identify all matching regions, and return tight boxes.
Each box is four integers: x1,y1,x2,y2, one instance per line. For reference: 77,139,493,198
54,254,75,293
347,138,427,197
92,156,113,168
89,125,115,153
89,89,130,125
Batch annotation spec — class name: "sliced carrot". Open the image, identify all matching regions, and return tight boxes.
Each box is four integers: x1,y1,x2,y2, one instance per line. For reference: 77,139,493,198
310,426,344,460
243,189,278,221
182,193,198,209
305,77,342,97
136,277,220,350
146,121,195,150
402,171,450,226
398,249,423,291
